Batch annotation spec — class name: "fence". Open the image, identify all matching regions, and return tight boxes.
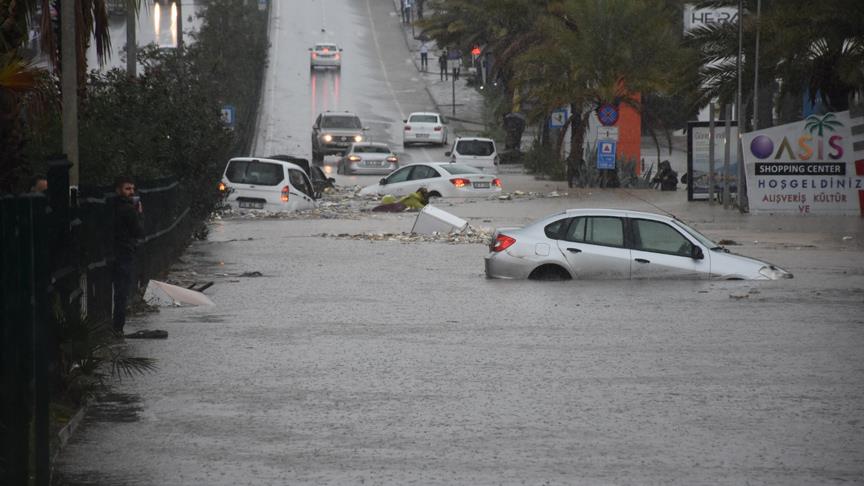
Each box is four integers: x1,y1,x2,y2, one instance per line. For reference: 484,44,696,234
0,158,194,485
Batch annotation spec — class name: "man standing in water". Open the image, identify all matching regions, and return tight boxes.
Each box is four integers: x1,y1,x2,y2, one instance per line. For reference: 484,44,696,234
113,175,144,335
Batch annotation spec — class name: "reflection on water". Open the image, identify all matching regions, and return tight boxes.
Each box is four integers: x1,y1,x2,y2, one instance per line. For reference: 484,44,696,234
310,70,342,117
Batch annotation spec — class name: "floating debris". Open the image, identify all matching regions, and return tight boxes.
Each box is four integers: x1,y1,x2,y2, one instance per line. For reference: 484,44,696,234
316,227,494,245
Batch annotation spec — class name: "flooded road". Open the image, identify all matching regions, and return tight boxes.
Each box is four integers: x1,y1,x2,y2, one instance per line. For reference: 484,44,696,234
54,0,864,484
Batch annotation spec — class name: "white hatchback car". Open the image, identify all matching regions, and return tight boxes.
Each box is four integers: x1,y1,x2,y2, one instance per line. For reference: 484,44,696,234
403,112,448,147
446,137,499,173
358,162,502,198
219,157,318,211
485,208,793,280
309,42,342,70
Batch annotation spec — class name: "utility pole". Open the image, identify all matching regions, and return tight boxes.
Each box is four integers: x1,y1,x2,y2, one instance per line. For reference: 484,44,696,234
708,103,716,206
176,0,183,49
752,0,762,130
451,67,456,117
126,0,137,77
62,0,79,186
736,0,748,212
723,104,732,210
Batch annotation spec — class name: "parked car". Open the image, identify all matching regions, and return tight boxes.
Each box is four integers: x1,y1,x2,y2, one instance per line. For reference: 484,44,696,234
337,142,399,175
446,137,499,173
358,162,502,198
266,154,335,198
403,112,448,147
309,42,342,70
311,111,367,162
485,208,793,280
219,157,318,211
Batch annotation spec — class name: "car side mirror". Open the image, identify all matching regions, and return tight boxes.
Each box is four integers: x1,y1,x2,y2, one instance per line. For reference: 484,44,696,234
403,119,407,123
339,48,344,51
308,47,313,51
445,151,451,156
691,246,704,260
380,178,387,185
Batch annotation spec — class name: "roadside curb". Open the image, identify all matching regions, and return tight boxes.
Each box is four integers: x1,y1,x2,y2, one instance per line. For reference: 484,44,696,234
51,400,89,476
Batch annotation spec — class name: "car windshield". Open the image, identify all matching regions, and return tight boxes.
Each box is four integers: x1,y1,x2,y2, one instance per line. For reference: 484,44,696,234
440,163,481,175
322,116,361,129
672,219,719,248
354,145,390,154
409,115,438,123
456,140,494,156
225,160,284,186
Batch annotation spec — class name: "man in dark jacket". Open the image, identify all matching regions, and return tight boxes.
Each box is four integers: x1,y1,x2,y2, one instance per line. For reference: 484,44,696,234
113,176,144,334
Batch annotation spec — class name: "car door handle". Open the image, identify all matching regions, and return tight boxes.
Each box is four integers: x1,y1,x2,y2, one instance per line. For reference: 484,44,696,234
635,258,650,264
567,248,581,253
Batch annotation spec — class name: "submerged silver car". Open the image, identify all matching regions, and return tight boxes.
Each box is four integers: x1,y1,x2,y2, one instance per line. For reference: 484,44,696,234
485,208,792,280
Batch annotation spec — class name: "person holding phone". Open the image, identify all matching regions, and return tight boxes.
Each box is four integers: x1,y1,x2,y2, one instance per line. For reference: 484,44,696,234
112,175,144,335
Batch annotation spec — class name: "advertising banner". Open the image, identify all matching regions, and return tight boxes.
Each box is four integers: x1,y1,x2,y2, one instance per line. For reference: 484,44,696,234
686,121,738,201
742,111,864,215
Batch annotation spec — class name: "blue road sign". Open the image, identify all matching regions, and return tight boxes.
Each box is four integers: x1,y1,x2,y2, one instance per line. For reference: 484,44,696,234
596,140,616,169
221,105,236,128
549,107,568,128
597,103,619,126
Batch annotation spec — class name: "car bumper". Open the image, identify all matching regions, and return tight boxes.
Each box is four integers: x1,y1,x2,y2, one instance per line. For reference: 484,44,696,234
484,251,533,279
346,164,398,175
404,132,445,144
311,59,340,68
320,143,353,154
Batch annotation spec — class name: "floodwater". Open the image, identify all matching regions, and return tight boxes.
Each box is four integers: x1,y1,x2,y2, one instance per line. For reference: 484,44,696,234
54,0,864,484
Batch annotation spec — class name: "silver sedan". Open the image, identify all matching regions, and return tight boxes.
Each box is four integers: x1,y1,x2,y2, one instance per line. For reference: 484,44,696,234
485,208,793,280
336,142,399,175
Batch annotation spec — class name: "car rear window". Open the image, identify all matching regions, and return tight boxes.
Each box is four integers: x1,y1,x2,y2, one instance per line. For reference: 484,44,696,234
440,164,481,175
409,115,438,123
315,44,337,51
354,145,390,154
456,140,495,156
225,161,284,186
322,116,361,129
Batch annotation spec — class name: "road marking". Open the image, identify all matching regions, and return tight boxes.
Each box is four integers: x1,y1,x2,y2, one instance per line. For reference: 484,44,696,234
365,0,404,120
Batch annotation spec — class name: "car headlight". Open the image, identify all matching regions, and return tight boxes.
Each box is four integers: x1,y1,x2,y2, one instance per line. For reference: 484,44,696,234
323,134,333,142
758,265,792,280
354,135,363,143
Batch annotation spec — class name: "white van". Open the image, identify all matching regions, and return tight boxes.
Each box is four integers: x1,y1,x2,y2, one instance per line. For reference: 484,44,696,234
219,157,318,211
445,137,499,173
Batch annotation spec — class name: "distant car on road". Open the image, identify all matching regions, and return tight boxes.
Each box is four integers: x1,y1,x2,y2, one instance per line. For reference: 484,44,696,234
309,42,342,70
219,157,318,211
446,137,499,173
403,112,448,147
485,208,793,280
311,111,367,162
337,142,399,175
358,162,501,198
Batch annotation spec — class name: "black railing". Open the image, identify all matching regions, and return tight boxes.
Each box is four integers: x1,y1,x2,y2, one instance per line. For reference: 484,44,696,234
0,159,194,485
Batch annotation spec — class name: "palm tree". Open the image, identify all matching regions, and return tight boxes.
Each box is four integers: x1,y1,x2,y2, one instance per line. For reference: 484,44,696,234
687,0,864,128
511,0,689,169
804,113,843,137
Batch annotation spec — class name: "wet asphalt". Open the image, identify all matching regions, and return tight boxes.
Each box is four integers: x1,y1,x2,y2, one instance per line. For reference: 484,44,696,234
54,0,864,484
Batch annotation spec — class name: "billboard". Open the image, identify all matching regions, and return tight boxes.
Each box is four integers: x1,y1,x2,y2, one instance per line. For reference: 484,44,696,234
686,121,738,201
683,5,738,32
742,111,864,215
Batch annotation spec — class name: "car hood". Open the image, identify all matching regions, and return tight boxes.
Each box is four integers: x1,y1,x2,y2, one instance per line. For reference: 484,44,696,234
710,249,793,280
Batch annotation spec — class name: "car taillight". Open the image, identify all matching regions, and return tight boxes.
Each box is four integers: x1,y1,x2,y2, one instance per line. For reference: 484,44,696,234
434,126,442,131
348,155,361,162
492,178,502,187
450,178,470,188
404,125,411,131
281,186,290,202
311,53,317,59
218,182,227,192
491,234,516,252
386,156,398,163
334,53,340,60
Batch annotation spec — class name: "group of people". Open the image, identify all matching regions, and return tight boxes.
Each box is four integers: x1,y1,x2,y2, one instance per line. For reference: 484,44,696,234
417,41,462,81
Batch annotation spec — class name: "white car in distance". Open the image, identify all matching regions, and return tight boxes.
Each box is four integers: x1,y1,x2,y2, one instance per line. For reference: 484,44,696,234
309,42,342,70
337,142,399,175
358,162,502,198
446,137,499,173
403,112,448,147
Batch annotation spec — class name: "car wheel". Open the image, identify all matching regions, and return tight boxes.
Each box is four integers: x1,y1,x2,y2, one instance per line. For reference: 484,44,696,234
528,265,572,281
428,191,442,199
403,141,411,148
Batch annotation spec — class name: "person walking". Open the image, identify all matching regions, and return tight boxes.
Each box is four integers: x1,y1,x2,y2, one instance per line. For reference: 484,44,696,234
438,50,448,81
112,175,144,335
419,41,429,72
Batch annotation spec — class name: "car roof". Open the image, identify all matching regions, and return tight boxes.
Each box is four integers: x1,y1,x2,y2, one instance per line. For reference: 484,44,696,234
408,112,441,117
454,137,494,142
562,208,675,222
321,111,359,117
313,42,338,47
227,157,306,173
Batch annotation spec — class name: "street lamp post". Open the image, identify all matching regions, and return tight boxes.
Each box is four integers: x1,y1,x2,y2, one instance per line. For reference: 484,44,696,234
736,0,748,212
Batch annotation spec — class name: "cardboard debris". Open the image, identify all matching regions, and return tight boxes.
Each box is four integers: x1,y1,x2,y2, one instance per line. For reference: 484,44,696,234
144,279,215,307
